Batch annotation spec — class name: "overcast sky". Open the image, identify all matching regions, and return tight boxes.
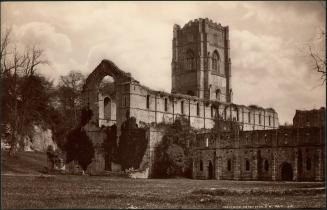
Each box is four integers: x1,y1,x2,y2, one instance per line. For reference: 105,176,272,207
1,1,325,124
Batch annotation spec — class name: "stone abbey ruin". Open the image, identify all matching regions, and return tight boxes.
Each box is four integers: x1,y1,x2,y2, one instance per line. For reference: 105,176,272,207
76,18,324,181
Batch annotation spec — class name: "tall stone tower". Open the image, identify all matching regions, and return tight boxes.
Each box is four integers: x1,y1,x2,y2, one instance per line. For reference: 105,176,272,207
171,18,232,103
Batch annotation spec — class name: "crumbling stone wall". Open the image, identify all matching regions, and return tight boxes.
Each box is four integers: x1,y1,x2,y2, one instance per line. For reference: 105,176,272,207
194,126,325,181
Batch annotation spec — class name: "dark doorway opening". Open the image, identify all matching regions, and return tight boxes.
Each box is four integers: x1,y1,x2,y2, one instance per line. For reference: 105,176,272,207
281,162,293,181
208,161,214,179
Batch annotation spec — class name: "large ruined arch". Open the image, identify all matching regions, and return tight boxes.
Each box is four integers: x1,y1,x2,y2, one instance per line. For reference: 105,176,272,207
82,59,133,129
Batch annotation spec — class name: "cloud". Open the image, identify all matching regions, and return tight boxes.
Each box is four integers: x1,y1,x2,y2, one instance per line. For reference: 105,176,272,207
1,1,325,124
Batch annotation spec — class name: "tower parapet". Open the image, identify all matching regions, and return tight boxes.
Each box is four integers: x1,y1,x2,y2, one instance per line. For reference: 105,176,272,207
171,18,232,102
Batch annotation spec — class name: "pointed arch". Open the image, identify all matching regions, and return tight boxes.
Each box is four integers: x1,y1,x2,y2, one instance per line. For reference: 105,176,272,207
212,50,220,73
186,49,195,70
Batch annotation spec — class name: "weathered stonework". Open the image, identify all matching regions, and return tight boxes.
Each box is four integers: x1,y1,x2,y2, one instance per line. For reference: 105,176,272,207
194,124,325,181
79,18,327,181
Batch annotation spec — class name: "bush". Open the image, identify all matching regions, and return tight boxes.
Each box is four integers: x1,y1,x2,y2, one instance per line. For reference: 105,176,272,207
64,127,94,171
154,117,196,178
116,117,148,170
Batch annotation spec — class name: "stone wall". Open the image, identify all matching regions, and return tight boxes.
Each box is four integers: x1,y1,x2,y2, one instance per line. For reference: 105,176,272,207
194,126,325,181
126,82,278,130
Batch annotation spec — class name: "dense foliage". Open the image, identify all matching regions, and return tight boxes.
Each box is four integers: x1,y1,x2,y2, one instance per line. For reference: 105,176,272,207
116,117,148,170
154,117,196,178
64,108,95,171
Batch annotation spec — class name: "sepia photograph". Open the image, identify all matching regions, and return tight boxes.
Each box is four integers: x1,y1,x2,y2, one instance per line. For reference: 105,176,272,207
1,1,326,209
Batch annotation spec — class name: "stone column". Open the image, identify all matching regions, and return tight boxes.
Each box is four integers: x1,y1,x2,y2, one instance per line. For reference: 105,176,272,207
216,156,222,180
315,149,322,181
272,150,277,181
234,152,241,180
252,150,258,180
293,148,298,181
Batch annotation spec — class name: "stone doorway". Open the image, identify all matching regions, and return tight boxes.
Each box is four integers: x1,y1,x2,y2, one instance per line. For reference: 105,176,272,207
281,162,293,181
208,161,214,179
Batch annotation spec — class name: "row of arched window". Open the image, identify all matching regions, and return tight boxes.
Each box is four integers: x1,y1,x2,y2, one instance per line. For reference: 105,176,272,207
226,159,270,172
146,95,274,126
184,49,221,72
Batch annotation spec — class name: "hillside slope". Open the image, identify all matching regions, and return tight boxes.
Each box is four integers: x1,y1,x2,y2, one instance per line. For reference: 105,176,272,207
1,151,47,174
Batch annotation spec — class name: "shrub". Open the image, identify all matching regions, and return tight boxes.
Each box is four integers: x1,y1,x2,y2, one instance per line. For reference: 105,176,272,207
65,127,94,172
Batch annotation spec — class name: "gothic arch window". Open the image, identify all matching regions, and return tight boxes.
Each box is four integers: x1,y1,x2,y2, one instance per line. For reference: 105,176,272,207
306,158,311,170
227,159,232,171
248,112,251,123
264,160,269,171
200,160,203,171
146,95,150,109
245,159,250,171
196,103,200,116
104,97,111,120
234,106,239,121
212,51,220,73
164,98,168,112
216,89,221,100
186,49,195,70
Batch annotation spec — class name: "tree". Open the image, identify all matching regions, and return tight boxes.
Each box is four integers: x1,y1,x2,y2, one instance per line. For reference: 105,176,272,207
306,2,326,83
64,108,95,174
0,28,49,156
58,71,85,124
154,117,196,178
50,70,85,149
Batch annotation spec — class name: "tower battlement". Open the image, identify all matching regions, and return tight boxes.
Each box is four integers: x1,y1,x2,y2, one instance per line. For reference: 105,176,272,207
173,18,227,33
172,18,232,102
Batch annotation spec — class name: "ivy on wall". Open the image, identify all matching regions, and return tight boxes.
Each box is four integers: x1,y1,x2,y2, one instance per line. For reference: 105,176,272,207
153,117,197,178
116,117,148,170
64,108,95,172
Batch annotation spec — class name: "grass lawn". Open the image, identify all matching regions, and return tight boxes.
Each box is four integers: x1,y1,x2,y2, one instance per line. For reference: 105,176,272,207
1,151,326,209
2,174,325,209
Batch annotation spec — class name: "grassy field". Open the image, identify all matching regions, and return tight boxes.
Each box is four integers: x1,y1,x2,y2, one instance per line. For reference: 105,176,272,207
1,151,326,209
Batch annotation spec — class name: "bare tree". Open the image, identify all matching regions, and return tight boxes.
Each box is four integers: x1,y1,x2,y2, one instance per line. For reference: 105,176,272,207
307,2,326,84
307,29,326,83
0,28,49,156
58,71,85,124
0,28,13,77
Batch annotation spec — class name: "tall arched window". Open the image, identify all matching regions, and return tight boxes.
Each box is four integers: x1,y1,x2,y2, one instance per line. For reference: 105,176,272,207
181,101,184,114
200,160,203,171
212,51,220,73
196,103,200,116
245,159,250,171
104,97,111,120
264,160,269,171
216,89,221,100
227,159,232,171
146,95,150,109
306,158,311,170
164,98,168,112
186,50,195,70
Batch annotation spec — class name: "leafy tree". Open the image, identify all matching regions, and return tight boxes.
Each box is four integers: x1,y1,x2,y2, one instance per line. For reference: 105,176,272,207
64,108,95,173
154,117,196,178
53,71,85,149
116,117,148,170
65,127,94,172
0,28,49,156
